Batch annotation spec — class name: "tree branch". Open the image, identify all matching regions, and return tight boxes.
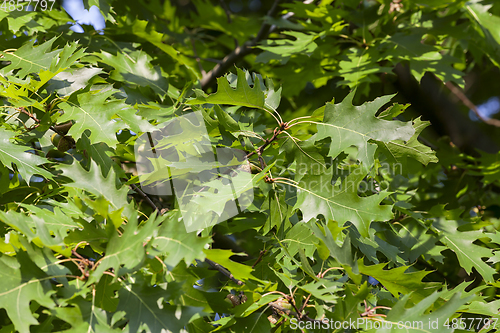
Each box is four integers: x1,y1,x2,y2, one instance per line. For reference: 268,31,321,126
445,81,500,127
269,302,322,323
200,0,283,90
247,123,287,159
130,183,160,213
205,258,245,286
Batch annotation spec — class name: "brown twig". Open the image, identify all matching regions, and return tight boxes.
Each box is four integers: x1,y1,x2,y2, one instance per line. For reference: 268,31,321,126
130,183,160,213
200,0,282,90
252,249,267,268
298,294,312,313
445,81,500,127
360,300,391,318
247,123,287,159
71,249,95,280
18,107,41,131
269,302,323,324
205,258,244,286
219,0,233,23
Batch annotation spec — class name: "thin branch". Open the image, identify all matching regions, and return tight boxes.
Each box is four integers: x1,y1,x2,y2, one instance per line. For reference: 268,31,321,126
130,183,160,213
205,258,244,286
318,267,343,278
299,294,312,313
262,290,289,298
287,296,303,321
269,302,323,324
219,0,232,23
252,249,267,268
247,125,285,159
190,38,207,76
445,81,500,127
201,0,282,90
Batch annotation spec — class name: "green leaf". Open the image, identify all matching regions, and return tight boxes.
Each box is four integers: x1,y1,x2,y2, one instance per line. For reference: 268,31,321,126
187,67,265,109
125,19,199,77
256,31,318,64
314,91,414,171
89,213,159,283
305,220,356,267
296,170,394,237
338,48,393,88
98,50,169,96
261,191,293,235
358,260,439,302
382,32,465,86
1,37,61,78
58,160,130,216
214,105,240,132
0,205,78,253
204,248,254,282
47,67,103,96
58,88,154,148
95,274,120,312
282,221,317,258
365,291,473,332
1,37,86,88
433,219,497,283
466,2,500,66
0,252,55,333
149,210,210,268
299,277,343,303
117,277,203,333
0,10,37,33
0,129,53,182
83,0,114,22
378,117,438,169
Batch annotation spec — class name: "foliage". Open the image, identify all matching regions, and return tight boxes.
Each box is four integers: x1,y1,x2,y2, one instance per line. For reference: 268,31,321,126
1,0,500,332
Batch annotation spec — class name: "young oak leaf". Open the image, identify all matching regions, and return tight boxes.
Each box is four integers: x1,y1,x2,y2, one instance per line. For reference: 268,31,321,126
0,252,55,333
58,87,154,148
0,129,53,183
377,117,438,171
0,37,61,78
187,67,265,109
97,50,169,96
57,160,131,217
295,169,393,237
0,205,79,254
148,210,210,268
1,37,86,89
314,91,414,171
433,219,497,283
359,260,441,302
372,291,474,333
89,212,159,284
117,277,204,333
